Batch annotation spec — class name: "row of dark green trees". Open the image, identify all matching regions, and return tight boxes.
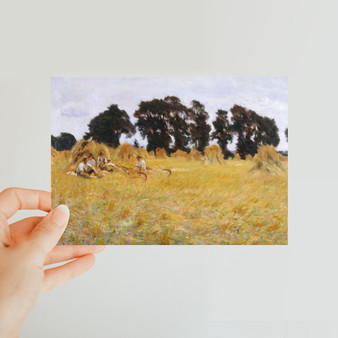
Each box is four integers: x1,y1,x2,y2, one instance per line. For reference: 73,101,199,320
52,96,287,159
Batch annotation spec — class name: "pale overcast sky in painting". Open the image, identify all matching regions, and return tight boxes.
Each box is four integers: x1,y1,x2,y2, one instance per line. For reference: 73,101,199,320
51,77,288,151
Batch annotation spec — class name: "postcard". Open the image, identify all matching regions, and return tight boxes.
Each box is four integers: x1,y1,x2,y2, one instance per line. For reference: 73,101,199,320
51,77,288,245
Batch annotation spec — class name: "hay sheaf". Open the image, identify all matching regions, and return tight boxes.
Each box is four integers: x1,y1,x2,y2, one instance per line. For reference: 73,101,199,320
188,148,204,161
245,154,253,161
51,146,58,165
148,150,155,158
279,154,288,161
203,145,225,165
249,145,285,175
59,150,71,160
51,146,58,158
233,153,242,160
114,143,137,162
64,138,110,171
171,149,189,158
108,147,115,159
136,147,149,159
156,148,168,158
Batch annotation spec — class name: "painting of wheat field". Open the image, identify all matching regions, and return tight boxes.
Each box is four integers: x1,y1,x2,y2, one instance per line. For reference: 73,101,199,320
51,77,288,245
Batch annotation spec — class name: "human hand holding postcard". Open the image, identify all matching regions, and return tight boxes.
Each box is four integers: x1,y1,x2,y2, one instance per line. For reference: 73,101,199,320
51,77,288,245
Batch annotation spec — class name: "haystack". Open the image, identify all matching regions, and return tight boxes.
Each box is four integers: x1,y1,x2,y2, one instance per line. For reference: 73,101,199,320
233,153,241,160
64,138,110,171
203,145,225,165
279,154,288,162
58,150,71,162
136,147,149,159
188,148,204,161
156,148,167,158
108,147,115,159
51,146,58,165
171,149,189,159
249,145,285,175
51,146,58,158
114,143,137,162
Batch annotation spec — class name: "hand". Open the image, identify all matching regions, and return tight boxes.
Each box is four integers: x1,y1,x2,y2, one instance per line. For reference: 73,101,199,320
0,188,105,338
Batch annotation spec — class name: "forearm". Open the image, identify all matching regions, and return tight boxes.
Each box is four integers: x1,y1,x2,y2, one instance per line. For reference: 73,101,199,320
0,296,23,338
0,320,20,338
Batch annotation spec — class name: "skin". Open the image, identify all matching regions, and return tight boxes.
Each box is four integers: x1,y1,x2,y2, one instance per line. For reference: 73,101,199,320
0,188,105,337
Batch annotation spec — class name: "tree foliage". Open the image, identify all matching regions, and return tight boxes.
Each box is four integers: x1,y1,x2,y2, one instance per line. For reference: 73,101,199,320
134,97,193,153
230,105,280,158
164,96,191,152
211,109,233,158
51,132,76,151
64,97,283,158
189,100,211,153
134,99,171,153
85,104,135,147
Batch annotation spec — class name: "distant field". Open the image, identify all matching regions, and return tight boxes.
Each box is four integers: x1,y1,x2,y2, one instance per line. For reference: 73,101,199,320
52,156,288,245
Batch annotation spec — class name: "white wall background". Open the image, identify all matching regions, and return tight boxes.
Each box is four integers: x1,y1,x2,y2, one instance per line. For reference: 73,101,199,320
0,0,337,337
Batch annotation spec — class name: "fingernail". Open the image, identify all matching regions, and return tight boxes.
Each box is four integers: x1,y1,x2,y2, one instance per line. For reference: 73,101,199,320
52,205,69,226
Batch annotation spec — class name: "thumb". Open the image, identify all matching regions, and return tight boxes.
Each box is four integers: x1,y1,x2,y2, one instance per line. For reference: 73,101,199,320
28,205,69,255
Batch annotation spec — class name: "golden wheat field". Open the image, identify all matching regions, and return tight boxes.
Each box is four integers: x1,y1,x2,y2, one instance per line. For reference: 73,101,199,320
52,154,288,245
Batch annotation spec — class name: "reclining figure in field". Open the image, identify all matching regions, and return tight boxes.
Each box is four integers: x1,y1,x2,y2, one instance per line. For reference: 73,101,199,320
76,157,102,179
64,138,114,178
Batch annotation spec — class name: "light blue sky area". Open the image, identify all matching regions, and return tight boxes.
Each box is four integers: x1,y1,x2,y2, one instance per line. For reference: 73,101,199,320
51,77,288,151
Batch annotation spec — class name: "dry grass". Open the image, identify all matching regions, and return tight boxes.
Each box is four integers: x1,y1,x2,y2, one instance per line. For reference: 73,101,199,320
52,148,288,245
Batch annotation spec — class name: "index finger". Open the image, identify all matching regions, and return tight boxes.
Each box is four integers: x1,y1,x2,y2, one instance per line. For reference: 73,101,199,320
0,188,51,219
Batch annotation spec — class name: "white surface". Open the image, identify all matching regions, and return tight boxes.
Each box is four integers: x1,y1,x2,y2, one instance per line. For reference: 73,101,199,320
0,0,337,337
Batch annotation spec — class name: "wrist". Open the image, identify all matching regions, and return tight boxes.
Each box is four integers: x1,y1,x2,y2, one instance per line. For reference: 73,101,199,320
0,314,22,338
0,326,20,338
